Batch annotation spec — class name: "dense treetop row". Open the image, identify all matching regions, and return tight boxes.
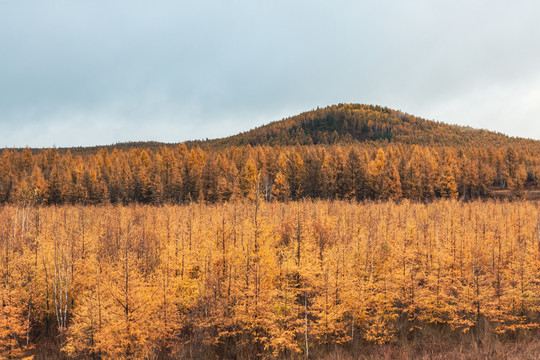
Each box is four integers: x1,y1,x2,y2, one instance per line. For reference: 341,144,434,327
0,141,537,205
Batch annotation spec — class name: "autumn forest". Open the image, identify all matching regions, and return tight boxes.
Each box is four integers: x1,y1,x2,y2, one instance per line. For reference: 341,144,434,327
2,104,540,359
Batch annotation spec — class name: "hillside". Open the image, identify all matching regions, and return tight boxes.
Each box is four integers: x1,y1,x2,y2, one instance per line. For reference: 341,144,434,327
35,103,539,155
197,103,537,148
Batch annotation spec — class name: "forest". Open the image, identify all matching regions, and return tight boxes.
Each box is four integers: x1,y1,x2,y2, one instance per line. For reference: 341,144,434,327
0,141,539,207
2,200,540,359
1,105,540,206
2,104,540,359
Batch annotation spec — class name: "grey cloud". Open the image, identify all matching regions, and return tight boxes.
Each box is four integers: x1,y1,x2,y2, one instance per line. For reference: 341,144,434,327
1,0,539,147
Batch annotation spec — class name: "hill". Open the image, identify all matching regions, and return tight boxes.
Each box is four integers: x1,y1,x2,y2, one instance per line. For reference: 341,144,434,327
194,103,537,148
30,103,539,155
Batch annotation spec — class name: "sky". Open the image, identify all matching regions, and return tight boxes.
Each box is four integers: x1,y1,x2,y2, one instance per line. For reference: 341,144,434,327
1,0,540,148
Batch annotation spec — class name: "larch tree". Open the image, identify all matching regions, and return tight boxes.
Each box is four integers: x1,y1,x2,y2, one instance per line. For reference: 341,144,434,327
238,158,258,201
438,155,459,199
272,171,290,202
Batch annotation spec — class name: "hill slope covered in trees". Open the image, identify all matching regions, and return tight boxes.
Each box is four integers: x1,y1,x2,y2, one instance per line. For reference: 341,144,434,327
44,103,539,154
197,103,537,148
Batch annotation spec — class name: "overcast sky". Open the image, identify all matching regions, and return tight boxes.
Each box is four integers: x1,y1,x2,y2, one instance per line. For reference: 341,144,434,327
1,1,540,147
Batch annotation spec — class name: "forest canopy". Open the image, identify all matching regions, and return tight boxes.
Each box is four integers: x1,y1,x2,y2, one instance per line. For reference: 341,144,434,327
2,200,540,358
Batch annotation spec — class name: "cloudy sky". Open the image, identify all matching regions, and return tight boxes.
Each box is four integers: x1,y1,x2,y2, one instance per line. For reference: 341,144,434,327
1,1,540,147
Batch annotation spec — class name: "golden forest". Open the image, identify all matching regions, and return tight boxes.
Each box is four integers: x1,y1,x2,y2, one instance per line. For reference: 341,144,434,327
2,200,540,358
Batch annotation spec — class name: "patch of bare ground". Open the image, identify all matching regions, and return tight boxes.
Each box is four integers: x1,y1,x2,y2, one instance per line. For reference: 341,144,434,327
318,338,540,360
525,189,540,201
490,184,540,201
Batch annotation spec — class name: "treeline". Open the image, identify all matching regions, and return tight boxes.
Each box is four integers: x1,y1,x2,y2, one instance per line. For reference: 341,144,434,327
0,142,538,205
2,201,540,358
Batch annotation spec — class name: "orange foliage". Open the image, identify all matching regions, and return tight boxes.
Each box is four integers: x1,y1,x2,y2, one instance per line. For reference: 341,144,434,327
0,200,539,358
